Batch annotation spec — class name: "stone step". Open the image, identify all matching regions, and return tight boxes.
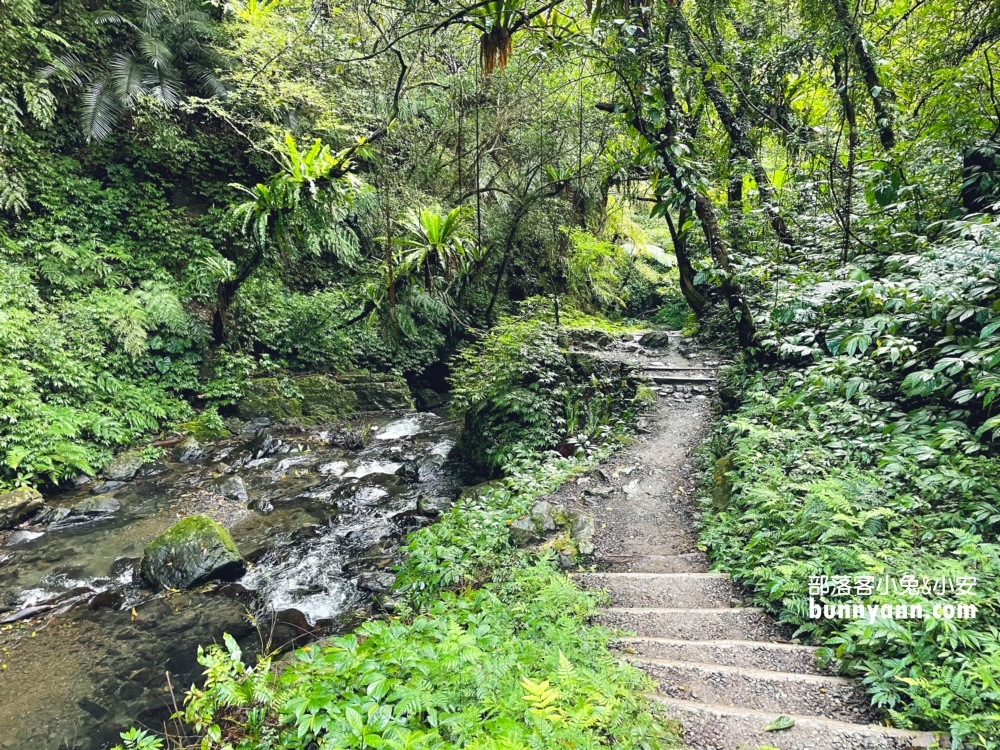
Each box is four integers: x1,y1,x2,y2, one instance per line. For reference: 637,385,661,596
615,637,827,675
633,658,869,723
595,607,788,641
598,552,709,573
649,694,939,750
647,375,717,385
574,572,736,608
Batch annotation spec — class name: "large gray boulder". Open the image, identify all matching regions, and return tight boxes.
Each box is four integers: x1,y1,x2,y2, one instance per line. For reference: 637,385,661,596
140,515,245,590
172,436,203,463
103,451,144,481
638,331,672,350
0,487,44,530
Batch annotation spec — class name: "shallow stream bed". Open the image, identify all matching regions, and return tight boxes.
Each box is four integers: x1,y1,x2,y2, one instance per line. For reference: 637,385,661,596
0,410,472,749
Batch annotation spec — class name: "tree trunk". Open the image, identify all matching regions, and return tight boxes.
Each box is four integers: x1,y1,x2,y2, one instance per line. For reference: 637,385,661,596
829,0,897,152
676,16,796,248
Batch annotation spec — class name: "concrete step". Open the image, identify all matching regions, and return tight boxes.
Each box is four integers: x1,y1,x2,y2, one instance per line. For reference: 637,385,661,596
649,694,939,750
633,658,869,723
598,552,709,573
615,638,827,675
595,607,788,641
574,572,736,608
647,375,717,385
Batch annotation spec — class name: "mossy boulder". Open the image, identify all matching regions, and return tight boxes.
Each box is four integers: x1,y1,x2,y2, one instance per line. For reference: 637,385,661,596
565,327,615,348
103,451,144,481
335,372,413,411
238,373,411,422
0,487,44,530
296,374,357,421
140,514,245,590
237,378,303,421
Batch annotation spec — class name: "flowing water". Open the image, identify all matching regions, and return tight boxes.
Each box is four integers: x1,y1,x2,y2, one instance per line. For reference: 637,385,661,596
0,410,472,749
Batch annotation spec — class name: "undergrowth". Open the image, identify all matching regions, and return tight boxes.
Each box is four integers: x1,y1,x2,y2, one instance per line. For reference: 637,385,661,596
113,316,679,750
698,217,1000,749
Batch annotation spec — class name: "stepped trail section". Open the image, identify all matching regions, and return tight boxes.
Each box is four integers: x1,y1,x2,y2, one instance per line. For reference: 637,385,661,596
550,332,938,750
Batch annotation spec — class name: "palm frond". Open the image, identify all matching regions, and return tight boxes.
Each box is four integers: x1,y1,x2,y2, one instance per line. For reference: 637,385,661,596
139,34,176,70
109,52,149,104
80,74,125,141
185,63,226,97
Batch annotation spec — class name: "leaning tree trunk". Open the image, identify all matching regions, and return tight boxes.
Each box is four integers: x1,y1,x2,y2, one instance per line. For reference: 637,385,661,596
829,0,896,152
676,16,797,248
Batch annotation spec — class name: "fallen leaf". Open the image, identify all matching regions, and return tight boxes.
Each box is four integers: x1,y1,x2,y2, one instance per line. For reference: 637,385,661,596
764,716,795,732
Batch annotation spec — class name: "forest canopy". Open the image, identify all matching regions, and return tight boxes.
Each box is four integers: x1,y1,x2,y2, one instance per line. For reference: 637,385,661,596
4,0,1000,744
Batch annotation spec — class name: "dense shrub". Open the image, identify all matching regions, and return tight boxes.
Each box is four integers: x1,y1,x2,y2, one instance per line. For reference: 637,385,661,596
449,309,645,472
700,217,1000,748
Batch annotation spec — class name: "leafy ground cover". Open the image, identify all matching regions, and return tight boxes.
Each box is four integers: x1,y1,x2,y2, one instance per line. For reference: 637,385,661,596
699,217,1000,749
112,314,678,750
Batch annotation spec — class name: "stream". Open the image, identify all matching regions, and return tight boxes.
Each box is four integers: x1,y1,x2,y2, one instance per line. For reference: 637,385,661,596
0,409,473,749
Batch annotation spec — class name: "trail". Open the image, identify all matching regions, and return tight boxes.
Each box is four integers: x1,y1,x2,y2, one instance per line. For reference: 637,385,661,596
556,332,937,750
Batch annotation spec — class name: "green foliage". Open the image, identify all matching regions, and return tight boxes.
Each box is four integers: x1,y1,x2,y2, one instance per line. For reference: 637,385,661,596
450,307,642,471
700,223,1000,748
171,440,679,750
73,0,227,141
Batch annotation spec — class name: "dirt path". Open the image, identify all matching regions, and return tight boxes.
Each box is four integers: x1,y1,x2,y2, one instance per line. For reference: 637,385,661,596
554,332,938,750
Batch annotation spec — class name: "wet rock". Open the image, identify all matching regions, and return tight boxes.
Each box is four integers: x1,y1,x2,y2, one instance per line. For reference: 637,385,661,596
530,501,557,532
103,451,144,481
52,496,120,528
117,681,142,701
567,510,596,555
335,372,414,411
509,516,538,545
248,495,274,514
246,430,282,460
0,604,54,623
90,480,126,494
296,374,357,421
89,589,126,611
237,378,303,422
415,388,446,411
140,514,245,590
172,436,203,463
217,476,249,504
357,570,397,593
712,454,735,511
0,487,44,530
71,473,92,486
32,506,70,526
77,698,108,720
417,494,452,515
395,460,420,480
136,462,167,478
5,529,43,545
75,496,121,516
318,460,348,476
109,556,139,582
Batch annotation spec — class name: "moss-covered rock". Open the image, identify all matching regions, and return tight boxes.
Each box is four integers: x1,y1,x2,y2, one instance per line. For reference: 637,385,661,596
335,372,413,411
296,374,357,421
140,514,245,590
237,373,411,422
103,451,144,481
0,487,44,530
237,378,303,421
